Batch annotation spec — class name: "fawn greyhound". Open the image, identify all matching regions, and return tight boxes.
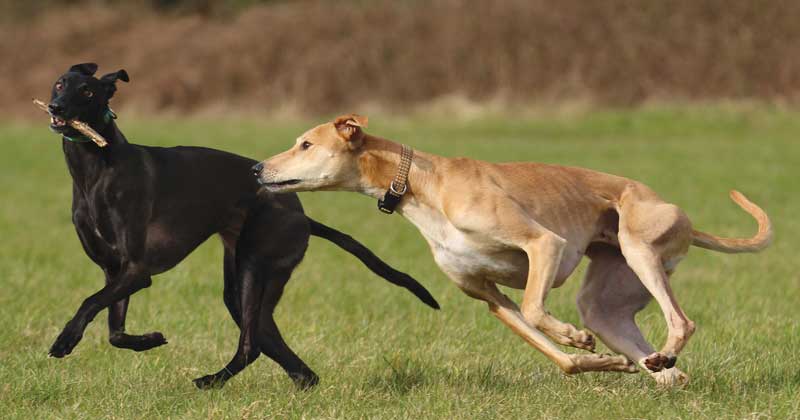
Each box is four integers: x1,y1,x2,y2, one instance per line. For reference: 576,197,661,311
44,66,438,390
253,114,772,385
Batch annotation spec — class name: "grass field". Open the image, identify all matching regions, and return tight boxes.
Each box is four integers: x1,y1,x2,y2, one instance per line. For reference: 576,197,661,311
0,107,798,419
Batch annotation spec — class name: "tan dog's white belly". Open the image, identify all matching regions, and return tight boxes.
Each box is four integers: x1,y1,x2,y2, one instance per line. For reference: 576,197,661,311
404,203,586,289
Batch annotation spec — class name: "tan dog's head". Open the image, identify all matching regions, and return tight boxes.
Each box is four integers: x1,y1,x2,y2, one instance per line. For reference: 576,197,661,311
253,114,368,192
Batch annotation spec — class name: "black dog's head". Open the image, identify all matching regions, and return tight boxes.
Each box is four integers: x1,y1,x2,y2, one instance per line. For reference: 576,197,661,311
48,63,129,135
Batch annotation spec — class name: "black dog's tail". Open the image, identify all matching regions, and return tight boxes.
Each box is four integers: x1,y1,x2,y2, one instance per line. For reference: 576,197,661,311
307,217,440,310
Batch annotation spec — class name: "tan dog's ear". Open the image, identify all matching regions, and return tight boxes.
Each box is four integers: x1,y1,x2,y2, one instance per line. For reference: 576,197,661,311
333,114,368,149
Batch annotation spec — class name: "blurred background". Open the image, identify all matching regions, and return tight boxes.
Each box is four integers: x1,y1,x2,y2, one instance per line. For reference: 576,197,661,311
1,2,798,418
2,0,799,118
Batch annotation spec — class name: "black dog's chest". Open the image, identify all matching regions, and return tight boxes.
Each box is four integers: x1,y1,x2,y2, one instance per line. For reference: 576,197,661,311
72,185,122,262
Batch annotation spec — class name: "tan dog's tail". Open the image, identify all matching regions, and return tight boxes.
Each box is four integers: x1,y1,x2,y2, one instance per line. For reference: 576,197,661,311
691,190,772,253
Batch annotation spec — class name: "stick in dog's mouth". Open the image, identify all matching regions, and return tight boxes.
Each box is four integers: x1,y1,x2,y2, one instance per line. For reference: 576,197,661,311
32,99,109,147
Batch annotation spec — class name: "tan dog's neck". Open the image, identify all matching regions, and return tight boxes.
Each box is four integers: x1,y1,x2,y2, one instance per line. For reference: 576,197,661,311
355,135,440,210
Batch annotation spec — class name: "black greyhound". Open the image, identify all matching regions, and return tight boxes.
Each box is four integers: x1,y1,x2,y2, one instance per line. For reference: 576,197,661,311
45,63,438,389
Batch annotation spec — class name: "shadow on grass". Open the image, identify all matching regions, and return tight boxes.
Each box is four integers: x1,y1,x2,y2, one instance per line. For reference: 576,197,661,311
365,356,528,395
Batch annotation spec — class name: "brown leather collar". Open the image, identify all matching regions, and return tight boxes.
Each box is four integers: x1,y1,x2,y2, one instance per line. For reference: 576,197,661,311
378,144,413,214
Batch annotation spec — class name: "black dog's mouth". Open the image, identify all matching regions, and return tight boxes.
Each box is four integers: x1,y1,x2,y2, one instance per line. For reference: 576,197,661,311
49,115,69,132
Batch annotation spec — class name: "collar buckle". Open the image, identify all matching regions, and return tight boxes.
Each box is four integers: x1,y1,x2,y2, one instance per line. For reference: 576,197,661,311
377,144,413,215
378,191,403,214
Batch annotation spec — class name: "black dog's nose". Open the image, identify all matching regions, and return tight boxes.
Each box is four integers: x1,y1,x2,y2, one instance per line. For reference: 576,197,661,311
252,162,264,177
48,103,63,115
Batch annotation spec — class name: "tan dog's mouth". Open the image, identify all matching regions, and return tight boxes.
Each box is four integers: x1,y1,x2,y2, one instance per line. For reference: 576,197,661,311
260,178,301,191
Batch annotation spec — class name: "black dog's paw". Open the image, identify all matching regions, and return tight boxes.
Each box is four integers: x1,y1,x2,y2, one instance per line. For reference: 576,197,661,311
136,331,167,351
133,332,168,351
289,371,320,390
48,329,83,358
193,374,227,390
109,331,168,352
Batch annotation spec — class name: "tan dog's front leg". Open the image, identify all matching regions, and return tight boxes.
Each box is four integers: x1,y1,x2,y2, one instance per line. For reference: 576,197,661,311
458,280,635,375
519,233,596,352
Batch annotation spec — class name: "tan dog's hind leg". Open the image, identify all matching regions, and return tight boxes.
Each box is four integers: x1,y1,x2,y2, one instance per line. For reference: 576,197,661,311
578,244,689,386
458,280,637,374
518,234,596,351
618,189,695,373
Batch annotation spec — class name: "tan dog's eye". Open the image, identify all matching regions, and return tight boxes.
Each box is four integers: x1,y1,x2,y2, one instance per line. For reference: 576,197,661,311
301,141,312,150
55,82,63,91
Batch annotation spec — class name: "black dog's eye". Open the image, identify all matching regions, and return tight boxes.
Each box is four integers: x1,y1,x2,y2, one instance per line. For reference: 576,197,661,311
301,141,312,150
82,87,93,98
54,82,63,91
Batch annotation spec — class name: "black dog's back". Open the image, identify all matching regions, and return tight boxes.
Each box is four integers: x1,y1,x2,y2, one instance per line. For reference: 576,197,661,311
87,143,282,274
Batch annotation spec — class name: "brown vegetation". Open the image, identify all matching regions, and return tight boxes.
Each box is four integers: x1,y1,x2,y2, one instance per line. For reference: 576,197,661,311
2,0,800,118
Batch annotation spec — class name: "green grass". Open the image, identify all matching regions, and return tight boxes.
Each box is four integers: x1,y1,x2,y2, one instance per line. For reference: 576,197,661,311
0,106,798,419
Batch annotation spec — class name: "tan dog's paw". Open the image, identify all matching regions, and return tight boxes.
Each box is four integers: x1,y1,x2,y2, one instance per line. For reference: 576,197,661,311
651,367,689,387
572,329,596,352
552,324,596,352
608,354,639,373
642,352,677,372
568,353,638,373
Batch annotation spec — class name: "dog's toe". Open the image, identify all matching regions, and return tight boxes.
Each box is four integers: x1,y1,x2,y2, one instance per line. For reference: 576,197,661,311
49,330,82,358
643,352,676,372
665,354,677,369
573,330,596,352
193,374,227,390
583,332,596,352
290,371,320,390
651,367,690,387
621,356,639,373
139,332,168,350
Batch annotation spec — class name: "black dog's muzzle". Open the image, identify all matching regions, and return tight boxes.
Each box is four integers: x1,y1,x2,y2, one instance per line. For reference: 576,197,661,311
48,103,64,116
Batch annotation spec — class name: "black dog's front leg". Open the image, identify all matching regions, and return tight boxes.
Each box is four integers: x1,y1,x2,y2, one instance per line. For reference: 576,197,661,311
49,264,153,358
105,271,167,352
107,296,167,352
73,203,166,352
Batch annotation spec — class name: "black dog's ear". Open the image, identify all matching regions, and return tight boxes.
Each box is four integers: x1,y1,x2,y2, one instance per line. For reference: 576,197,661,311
100,70,130,84
99,70,129,99
68,63,99,76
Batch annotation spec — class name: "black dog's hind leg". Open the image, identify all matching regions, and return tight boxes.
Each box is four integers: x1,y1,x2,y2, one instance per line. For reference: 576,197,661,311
222,247,242,328
194,206,314,389
255,273,319,388
49,263,153,358
217,243,316,388
193,260,264,389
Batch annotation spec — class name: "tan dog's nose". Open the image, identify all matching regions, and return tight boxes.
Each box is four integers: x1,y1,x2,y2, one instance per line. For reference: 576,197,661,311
251,162,264,178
